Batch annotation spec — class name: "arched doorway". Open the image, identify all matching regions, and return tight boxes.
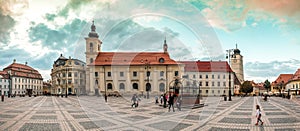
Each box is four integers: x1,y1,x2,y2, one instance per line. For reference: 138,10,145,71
146,83,151,92
132,83,138,90
119,83,125,91
107,83,113,90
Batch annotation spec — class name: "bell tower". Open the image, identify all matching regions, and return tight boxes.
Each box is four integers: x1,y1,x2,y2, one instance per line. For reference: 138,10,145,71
85,21,102,95
230,44,244,83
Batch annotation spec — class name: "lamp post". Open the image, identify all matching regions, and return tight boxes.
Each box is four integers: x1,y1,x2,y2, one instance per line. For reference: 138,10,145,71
145,60,151,99
65,66,68,98
7,70,11,98
226,49,235,101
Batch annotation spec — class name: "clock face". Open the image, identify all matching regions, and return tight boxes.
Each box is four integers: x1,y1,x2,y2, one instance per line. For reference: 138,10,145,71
233,59,237,63
159,58,165,63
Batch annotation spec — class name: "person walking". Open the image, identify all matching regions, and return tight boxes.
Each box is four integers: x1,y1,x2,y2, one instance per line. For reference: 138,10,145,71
168,93,175,112
255,105,263,125
131,94,137,108
176,95,182,111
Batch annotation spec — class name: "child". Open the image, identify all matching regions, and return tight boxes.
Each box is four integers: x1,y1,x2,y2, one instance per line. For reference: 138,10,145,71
255,105,263,125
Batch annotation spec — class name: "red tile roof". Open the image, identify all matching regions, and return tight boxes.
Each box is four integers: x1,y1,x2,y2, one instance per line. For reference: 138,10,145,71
291,69,300,81
92,52,179,66
272,74,293,86
178,61,233,72
2,63,43,80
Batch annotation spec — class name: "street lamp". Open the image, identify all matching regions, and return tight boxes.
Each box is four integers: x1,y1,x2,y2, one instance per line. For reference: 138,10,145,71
65,66,69,98
7,70,11,98
226,49,235,101
145,60,151,99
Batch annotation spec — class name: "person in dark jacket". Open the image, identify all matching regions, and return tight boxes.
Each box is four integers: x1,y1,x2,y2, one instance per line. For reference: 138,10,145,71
168,93,175,112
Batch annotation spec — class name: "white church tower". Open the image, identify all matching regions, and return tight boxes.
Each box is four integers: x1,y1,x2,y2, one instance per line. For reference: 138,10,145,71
85,21,102,95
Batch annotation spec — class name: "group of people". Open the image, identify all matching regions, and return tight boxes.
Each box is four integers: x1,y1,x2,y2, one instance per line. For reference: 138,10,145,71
159,93,182,112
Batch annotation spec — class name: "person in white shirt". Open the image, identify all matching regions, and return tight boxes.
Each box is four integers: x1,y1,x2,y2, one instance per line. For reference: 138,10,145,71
255,105,263,125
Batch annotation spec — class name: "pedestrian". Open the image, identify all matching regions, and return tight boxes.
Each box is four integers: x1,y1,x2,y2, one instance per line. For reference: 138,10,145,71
176,95,182,111
131,94,137,108
155,96,159,104
160,94,163,104
255,105,263,125
168,93,175,112
163,93,167,108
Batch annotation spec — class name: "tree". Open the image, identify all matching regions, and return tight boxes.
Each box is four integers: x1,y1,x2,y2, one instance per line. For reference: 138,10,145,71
240,81,253,95
264,79,271,92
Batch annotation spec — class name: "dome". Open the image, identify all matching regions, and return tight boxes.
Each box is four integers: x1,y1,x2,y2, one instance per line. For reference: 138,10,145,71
234,48,240,54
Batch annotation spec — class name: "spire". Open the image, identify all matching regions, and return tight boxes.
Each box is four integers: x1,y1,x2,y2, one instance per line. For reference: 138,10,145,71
163,37,168,53
88,20,99,38
236,43,238,49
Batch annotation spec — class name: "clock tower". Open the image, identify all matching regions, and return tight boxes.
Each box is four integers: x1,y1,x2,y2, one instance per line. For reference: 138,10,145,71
85,21,102,95
230,45,244,83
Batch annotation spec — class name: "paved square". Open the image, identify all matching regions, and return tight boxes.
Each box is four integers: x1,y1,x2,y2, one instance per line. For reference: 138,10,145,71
0,96,300,130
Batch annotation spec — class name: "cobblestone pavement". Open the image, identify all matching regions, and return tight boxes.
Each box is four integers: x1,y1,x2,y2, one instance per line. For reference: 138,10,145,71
0,95,300,131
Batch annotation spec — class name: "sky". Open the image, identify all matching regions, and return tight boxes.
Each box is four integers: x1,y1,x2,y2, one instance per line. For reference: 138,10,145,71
0,0,300,82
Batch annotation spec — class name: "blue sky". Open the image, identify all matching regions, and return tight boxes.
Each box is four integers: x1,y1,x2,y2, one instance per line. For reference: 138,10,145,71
1,0,300,82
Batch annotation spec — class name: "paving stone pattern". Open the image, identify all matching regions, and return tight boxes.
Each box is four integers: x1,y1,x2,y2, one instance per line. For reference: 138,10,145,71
0,96,300,130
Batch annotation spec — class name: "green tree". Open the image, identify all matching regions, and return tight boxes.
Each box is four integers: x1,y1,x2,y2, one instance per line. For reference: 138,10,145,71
264,79,271,92
240,81,253,95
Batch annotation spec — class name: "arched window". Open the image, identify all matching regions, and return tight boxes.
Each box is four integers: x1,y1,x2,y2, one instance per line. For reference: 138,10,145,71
107,83,112,90
90,43,93,52
90,58,93,64
132,83,138,90
98,44,100,51
159,83,165,92
119,83,125,90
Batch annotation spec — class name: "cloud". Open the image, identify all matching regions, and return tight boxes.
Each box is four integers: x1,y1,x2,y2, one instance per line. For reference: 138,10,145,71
193,0,300,32
244,59,300,82
0,11,16,44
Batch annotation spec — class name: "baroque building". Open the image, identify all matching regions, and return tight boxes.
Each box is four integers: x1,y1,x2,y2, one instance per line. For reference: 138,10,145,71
85,22,184,96
51,54,86,95
1,59,43,96
179,61,240,96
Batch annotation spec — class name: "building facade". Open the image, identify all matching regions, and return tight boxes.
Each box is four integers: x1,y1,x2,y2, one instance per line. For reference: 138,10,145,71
1,60,43,96
271,74,293,95
85,22,184,95
51,54,86,95
0,72,10,96
285,69,300,95
179,61,239,96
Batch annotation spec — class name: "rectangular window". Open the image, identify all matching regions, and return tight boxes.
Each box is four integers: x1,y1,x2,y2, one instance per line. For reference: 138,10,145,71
193,75,196,78
75,72,78,77
206,75,208,79
199,81,202,86
223,74,226,79
95,72,98,77
68,72,72,77
218,82,220,86
175,71,179,76
218,75,220,79
212,75,214,79
75,79,78,84
107,72,111,77
223,82,226,86
63,73,66,77
206,81,209,86
199,75,202,79
160,71,164,77
133,71,137,77
120,72,124,77
212,82,215,86
206,90,208,94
